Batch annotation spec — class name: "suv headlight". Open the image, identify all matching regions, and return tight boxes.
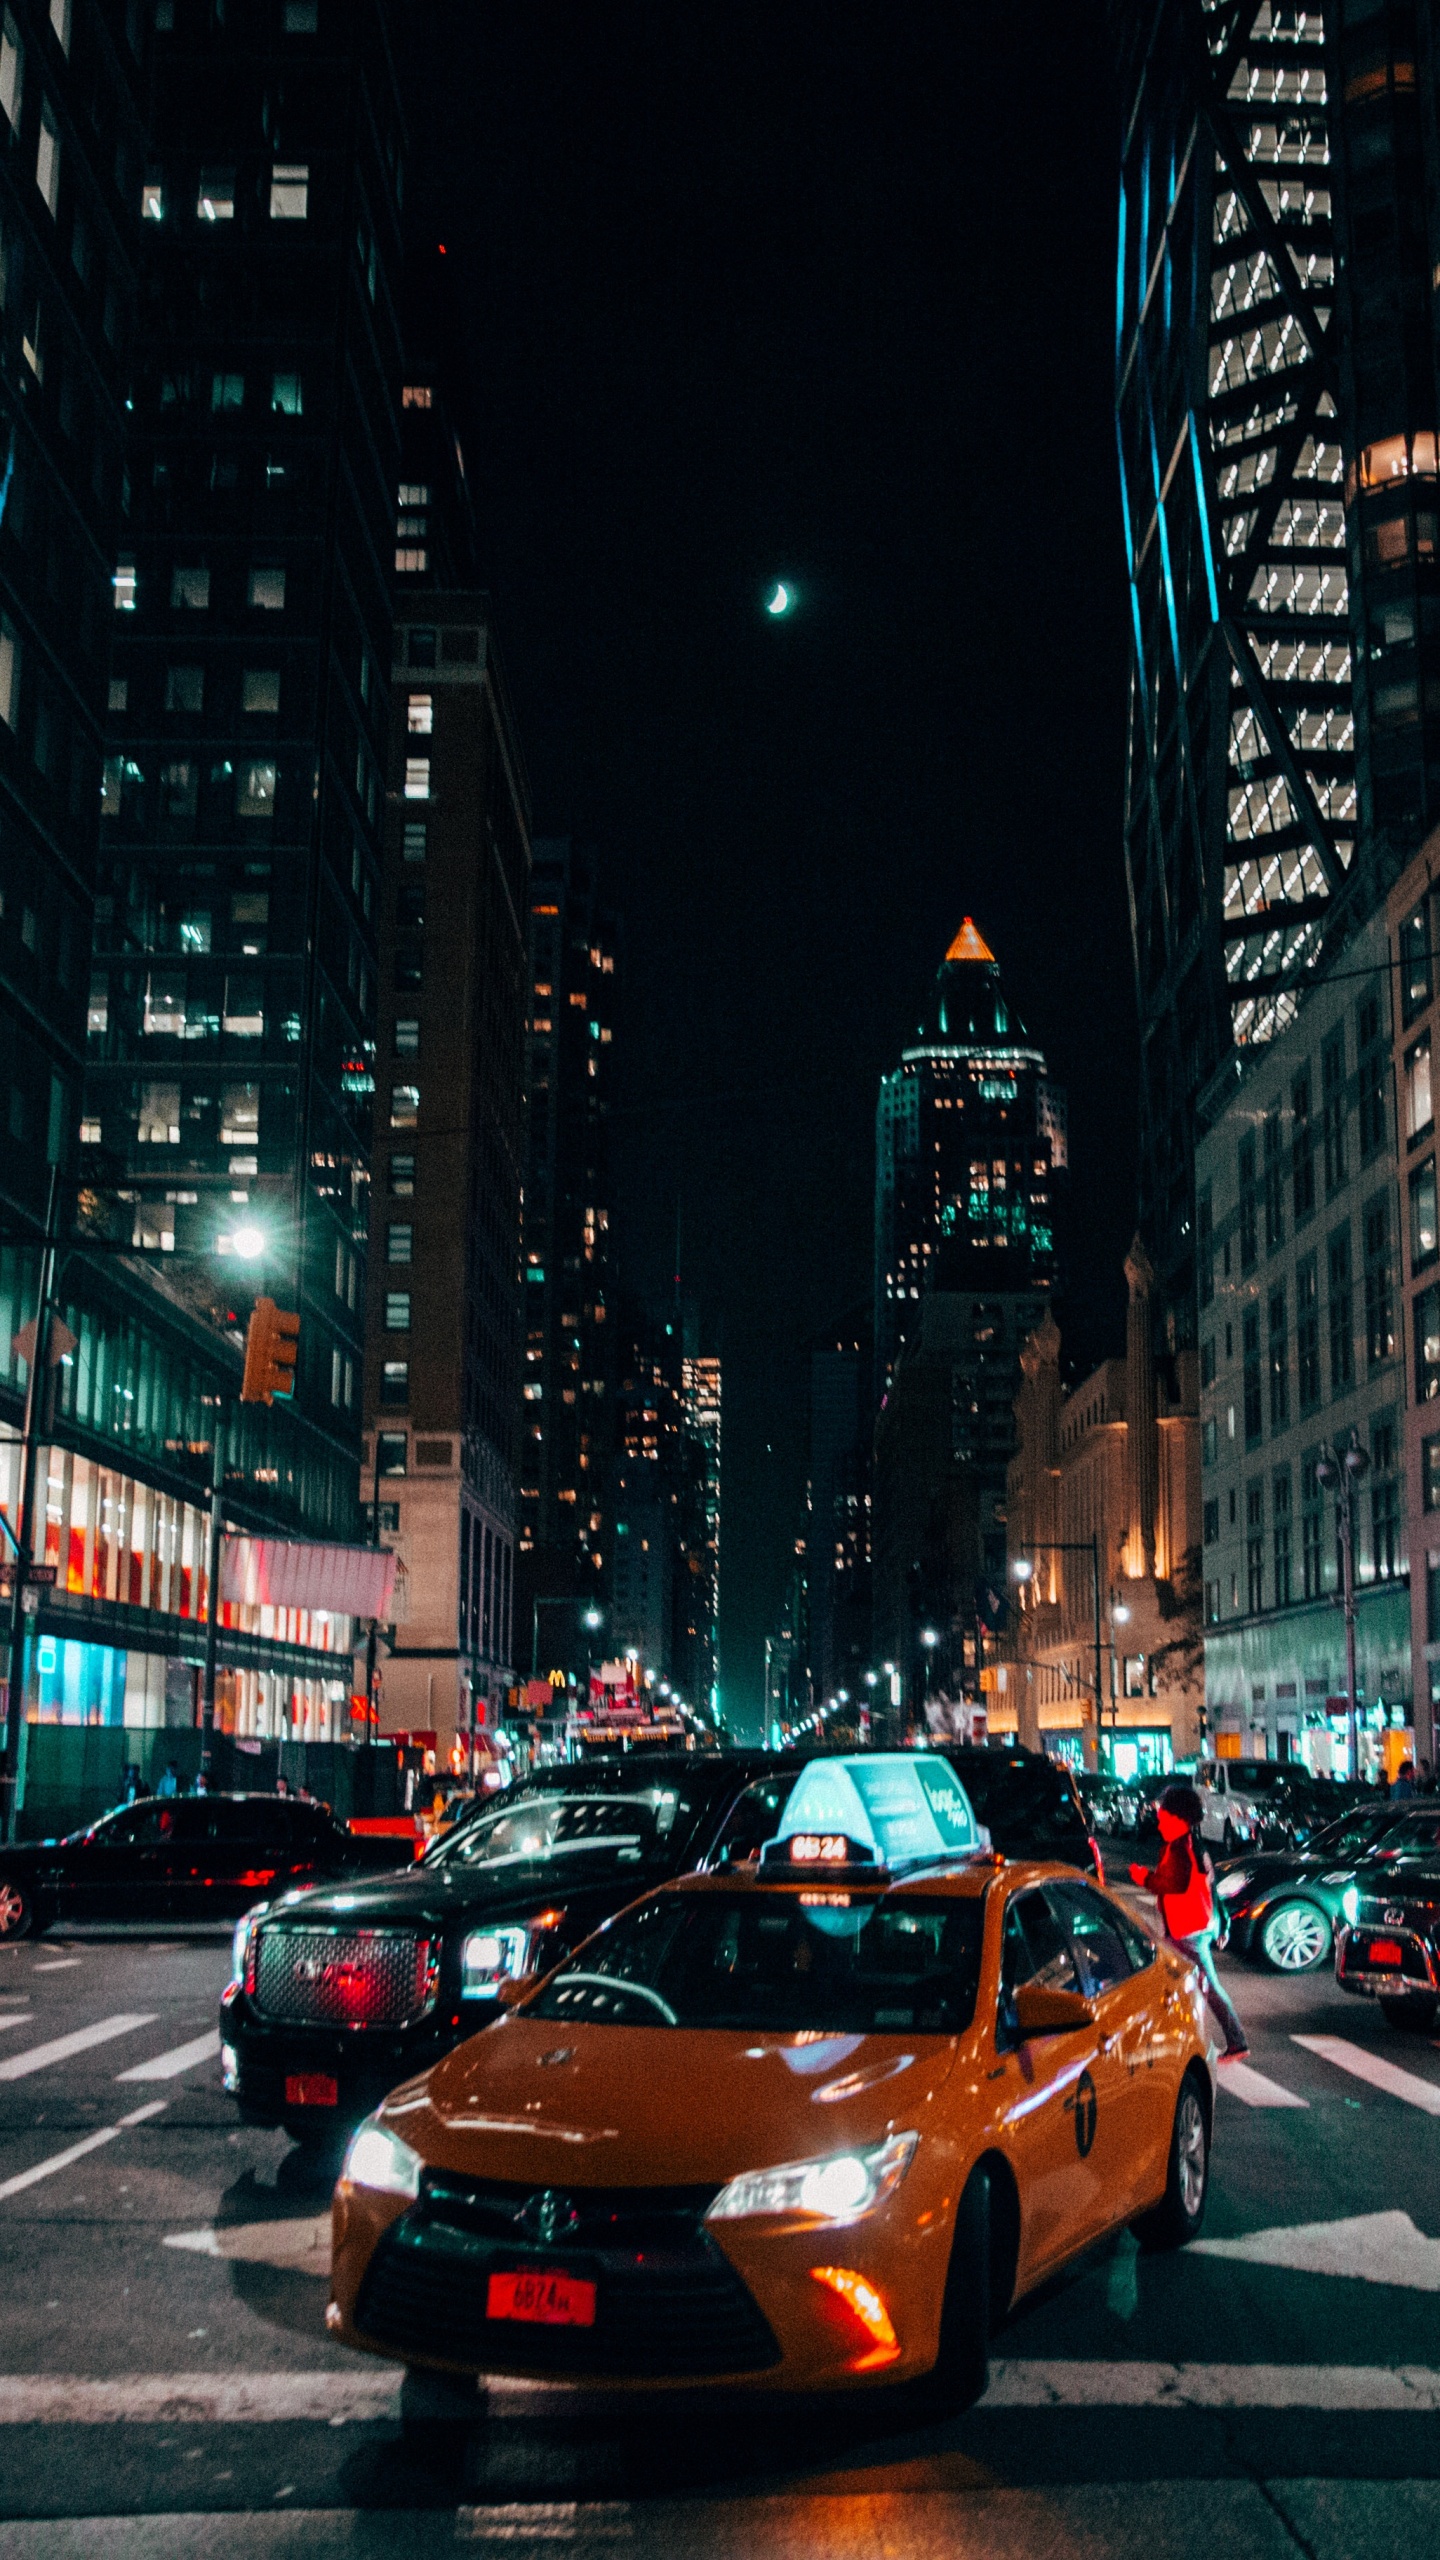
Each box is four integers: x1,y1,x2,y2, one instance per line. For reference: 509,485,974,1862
343,2116,423,2199
1342,1886,1360,1926
461,1923,530,1998
706,2131,918,2226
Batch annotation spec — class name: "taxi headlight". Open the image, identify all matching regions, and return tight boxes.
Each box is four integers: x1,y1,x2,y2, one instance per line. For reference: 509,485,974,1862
343,2116,423,2199
1216,1871,1252,1901
461,1923,530,1997
1342,1886,1360,1926
706,2131,918,2226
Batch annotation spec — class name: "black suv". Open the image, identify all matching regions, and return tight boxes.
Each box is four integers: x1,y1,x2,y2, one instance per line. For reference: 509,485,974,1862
220,1741,1100,2143
1334,1808,1440,2029
0,1793,404,1940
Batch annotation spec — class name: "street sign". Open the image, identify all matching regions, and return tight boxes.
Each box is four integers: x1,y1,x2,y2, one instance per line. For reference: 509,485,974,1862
25,1566,56,1587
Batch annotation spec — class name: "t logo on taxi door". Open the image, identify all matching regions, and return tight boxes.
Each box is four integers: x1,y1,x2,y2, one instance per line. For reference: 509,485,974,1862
1066,2068,1098,2158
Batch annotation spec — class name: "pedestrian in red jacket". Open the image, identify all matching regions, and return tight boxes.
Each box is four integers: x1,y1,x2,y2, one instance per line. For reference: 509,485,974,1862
1131,1783,1249,2059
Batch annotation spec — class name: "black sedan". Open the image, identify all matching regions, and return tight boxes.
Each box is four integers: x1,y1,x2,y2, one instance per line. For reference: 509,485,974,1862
1215,1803,1440,1973
0,1793,407,1940
220,1739,1101,2145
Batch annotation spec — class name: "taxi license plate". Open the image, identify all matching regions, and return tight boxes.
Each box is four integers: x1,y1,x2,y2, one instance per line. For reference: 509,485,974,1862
285,2073,338,2107
486,2270,596,2328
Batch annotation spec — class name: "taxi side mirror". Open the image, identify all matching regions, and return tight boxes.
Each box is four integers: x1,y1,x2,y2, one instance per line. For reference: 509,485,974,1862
1013,1984,1097,2038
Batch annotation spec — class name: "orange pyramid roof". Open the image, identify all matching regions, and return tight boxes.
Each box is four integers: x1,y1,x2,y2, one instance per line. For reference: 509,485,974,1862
944,917,995,964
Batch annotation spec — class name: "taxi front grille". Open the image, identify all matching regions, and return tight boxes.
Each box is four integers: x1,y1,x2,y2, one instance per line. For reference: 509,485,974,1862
355,2199,780,2378
252,1926,438,2030
418,2169,722,2251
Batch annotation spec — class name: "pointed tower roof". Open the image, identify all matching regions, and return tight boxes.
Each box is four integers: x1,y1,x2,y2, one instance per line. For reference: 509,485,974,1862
944,917,995,964
914,919,1029,1049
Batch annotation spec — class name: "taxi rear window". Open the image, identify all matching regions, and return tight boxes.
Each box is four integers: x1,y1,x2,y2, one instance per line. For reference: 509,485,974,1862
528,1891,985,2035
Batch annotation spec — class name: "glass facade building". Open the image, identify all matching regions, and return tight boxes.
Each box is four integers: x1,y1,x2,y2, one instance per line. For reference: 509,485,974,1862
1114,0,1440,1319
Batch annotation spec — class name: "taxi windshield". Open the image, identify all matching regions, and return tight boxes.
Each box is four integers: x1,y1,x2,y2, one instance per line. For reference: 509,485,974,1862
431,1789,681,1874
527,1890,985,2034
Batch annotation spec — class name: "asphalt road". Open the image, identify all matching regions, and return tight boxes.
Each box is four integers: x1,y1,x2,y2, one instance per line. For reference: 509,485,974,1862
0,1892,1437,2557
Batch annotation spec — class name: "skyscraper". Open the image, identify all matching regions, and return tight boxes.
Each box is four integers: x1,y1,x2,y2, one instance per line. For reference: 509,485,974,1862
1113,0,1440,1316
518,839,617,1628
872,922,1065,1695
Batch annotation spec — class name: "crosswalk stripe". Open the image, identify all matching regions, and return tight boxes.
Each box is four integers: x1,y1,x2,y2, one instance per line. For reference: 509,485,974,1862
0,2360,1437,2422
1215,2060,1308,2108
0,2101,167,2202
115,2029,220,2083
0,2014,31,2035
1292,2033,1440,2116
0,2013,157,2082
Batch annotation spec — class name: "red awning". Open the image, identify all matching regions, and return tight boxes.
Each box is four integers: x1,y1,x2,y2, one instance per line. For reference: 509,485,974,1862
221,1536,397,1618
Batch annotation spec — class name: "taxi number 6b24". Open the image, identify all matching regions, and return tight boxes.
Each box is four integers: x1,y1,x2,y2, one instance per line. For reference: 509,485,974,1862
487,2270,597,2328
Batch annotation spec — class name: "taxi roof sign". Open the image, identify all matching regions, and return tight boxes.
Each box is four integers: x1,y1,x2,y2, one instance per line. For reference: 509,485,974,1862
771,1754,982,1871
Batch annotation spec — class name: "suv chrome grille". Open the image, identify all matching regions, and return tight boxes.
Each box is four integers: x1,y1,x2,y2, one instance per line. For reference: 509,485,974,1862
252,1925,438,2030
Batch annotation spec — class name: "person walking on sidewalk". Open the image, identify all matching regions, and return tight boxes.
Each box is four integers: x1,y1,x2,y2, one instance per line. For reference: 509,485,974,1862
1131,1782,1249,2060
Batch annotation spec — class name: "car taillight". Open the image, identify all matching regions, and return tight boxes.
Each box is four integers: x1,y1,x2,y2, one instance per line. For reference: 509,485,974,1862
1089,1836,1105,1886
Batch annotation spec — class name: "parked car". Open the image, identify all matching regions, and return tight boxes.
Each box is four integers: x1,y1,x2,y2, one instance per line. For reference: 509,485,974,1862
0,1793,408,1940
1213,1802,1437,1972
1334,1818,1440,2027
221,1741,1106,2146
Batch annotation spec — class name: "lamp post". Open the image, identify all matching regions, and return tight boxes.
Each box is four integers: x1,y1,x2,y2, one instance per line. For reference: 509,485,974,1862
1012,1536,1104,1774
1315,1432,1371,1781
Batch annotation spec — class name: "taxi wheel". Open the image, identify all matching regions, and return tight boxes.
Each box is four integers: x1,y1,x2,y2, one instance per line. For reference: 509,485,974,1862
0,1877,34,1942
918,2162,997,2415
399,2366,486,2454
1133,2070,1209,2253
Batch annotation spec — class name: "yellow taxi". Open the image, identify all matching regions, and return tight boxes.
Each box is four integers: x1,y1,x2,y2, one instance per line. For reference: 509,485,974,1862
327,1755,1215,2413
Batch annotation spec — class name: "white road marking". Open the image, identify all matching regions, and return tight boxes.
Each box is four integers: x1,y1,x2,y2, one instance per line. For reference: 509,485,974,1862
164,2214,330,2270
0,2101,167,2202
0,2013,158,2082
0,2013,31,2034
0,2370,401,2423
1192,2208,1440,2291
1292,2032,1440,2116
0,2360,1435,2424
1215,2060,1308,2108
31,1960,82,1973
458,2505,632,2544
981,2359,1440,2408
115,2029,220,2083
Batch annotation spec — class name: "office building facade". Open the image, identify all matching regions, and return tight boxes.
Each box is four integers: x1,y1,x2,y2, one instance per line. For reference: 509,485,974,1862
1195,910,1410,1772
16,0,405,1763
1113,0,1440,1318
363,591,528,1770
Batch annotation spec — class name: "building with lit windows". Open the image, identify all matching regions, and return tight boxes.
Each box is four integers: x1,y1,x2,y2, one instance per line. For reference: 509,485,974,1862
10,0,406,1791
806,1324,870,1710
517,839,618,1634
1113,0,1440,1322
1194,909,1408,1773
362,589,528,1772
872,922,1065,1705
675,1330,721,1715
1387,830,1440,1771
1004,1247,1203,1775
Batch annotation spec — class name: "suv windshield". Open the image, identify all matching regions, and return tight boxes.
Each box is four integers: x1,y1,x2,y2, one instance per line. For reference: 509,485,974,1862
431,1788,685,1874
527,1888,986,2034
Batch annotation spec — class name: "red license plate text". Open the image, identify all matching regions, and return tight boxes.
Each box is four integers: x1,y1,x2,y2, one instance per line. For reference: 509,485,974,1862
285,2072,339,2106
1368,1940,1405,1967
487,2269,596,2328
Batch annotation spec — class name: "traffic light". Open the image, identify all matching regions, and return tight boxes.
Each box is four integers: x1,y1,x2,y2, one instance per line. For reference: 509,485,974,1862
241,1297,300,1404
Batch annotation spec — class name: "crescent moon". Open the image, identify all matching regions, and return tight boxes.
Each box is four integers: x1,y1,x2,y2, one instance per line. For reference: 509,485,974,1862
766,582,791,616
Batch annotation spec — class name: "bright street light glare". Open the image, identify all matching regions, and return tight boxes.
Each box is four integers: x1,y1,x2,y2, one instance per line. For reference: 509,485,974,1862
921,1628,939,1648
229,1225,266,1261
1011,1558,1034,1581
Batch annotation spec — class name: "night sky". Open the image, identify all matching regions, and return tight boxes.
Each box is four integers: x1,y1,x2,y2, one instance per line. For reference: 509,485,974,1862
410,5,1138,1731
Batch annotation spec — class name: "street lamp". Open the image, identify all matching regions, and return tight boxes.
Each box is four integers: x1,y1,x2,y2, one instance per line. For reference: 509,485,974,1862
1011,1536,1105,1774
1315,1433,1371,1780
